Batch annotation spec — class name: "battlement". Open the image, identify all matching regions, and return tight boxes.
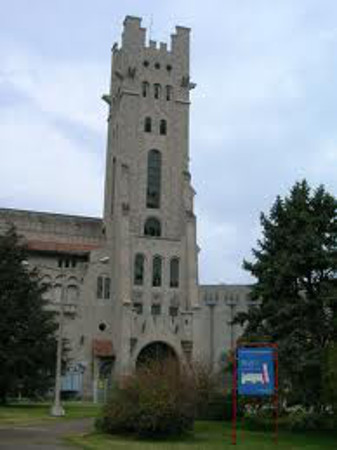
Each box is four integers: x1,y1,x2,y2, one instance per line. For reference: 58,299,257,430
117,15,190,57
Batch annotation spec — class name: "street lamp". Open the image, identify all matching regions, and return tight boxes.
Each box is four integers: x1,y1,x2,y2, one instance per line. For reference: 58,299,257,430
23,256,110,416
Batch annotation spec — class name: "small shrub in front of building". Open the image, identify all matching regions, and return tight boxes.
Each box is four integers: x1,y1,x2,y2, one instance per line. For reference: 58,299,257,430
96,359,195,437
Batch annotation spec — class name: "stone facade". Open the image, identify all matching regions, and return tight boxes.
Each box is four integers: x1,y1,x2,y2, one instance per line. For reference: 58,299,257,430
0,16,250,400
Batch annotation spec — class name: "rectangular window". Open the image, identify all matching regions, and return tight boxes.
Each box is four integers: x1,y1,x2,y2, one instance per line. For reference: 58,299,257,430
133,303,143,314
97,276,103,299
104,277,111,299
151,304,161,316
169,306,178,317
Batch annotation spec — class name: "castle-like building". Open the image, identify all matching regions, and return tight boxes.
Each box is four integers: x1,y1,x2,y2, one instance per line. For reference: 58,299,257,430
0,17,250,400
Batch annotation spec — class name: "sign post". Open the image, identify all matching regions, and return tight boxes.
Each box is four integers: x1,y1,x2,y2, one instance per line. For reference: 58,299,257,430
231,343,278,445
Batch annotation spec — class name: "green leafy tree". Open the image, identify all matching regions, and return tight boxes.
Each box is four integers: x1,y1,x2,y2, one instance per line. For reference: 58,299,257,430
235,180,337,410
0,226,58,403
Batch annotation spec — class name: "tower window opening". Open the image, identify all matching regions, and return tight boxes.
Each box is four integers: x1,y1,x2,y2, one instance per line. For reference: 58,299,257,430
142,81,149,97
144,117,152,133
99,322,107,332
144,217,161,237
97,276,103,299
97,276,111,299
146,149,161,209
133,302,143,314
166,64,172,72
170,258,180,288
104,277,111,299
155,62,161,69
160,119,167,136
134,253,145,286
154,83,161,99
166,85,172,101
143,60,149,67
151,304,161,315
169,306,178,317
152,256,162,287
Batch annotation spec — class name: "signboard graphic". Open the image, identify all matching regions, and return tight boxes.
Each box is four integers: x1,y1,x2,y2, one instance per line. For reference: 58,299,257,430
238,347,274,396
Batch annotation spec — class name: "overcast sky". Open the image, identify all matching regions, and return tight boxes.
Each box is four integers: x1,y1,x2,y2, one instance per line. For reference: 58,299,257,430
1,1,337,284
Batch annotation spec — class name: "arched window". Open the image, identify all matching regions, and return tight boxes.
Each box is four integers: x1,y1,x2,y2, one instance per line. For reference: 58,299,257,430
54,284,62,303
67,285,79,303
160,119,167,135
41,275,52,301
166,85,172,101
142,81,149,97
152,256,162,287
170,258,180,288
134,253,145,286
144,117,152,133
144,217,161,237
154,83,161,99
146,150,161,209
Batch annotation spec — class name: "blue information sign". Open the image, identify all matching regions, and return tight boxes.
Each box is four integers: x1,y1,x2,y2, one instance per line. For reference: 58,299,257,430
237,347,274,396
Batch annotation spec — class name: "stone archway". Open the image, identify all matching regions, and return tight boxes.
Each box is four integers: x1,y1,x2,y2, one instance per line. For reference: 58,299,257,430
136,341,178,369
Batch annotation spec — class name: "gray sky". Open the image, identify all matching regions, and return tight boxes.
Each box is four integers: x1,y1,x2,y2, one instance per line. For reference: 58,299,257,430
1,0,337,284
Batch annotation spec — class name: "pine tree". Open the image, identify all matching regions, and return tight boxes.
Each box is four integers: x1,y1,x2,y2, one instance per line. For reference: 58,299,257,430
0,226,58,403
236,180,337,409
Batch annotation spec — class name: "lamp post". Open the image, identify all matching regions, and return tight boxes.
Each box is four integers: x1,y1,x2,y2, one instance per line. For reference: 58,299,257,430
50,267,66,416
204,291,218,371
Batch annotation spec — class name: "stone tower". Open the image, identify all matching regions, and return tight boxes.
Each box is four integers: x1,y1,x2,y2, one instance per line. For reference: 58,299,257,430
102,16,199,377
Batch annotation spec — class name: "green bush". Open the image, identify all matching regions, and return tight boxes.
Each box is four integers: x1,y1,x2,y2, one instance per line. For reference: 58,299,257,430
287,407,336,432
97,359,195,437
287,408,320,431
243,403,275,431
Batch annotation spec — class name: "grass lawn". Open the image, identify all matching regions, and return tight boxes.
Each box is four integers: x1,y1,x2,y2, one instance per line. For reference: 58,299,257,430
67,421,337,450
0,402,100,426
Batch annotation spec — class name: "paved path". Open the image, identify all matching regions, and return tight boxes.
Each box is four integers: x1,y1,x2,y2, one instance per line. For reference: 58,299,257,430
0,418,93,450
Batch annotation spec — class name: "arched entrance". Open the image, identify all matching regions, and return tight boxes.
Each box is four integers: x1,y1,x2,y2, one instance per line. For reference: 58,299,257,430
136,341,178,369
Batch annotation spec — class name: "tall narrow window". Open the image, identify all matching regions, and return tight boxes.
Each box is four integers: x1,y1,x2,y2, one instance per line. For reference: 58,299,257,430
142,81,149,97
97,276,111,299
166,85,172,101
104,277,111,299
97,276,103,299
144,217,161,237
152,256,162,287
160,119,167,136
144,117,152,133
154,83,161,99
134,253,145,286
146,150,161,209
170,258,180,288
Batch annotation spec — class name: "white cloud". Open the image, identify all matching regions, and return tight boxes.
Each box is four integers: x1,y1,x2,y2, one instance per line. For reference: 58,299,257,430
0,41,108,133
2,1,337,283
0,105,103,216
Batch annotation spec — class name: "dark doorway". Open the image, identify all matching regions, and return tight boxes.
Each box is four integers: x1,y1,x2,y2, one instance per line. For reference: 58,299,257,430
136,341,178,369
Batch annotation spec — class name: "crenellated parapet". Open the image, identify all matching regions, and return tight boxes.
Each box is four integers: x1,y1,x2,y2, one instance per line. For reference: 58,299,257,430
104,16,195,110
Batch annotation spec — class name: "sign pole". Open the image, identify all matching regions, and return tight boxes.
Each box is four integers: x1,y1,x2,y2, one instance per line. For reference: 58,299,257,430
232,348,237,445
274,345,279,444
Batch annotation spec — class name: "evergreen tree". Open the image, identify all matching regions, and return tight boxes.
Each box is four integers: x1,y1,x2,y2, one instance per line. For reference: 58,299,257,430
0,226,58,403
235,180,337,409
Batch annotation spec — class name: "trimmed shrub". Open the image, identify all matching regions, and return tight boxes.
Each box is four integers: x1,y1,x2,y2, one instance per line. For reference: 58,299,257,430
97,359,195,437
